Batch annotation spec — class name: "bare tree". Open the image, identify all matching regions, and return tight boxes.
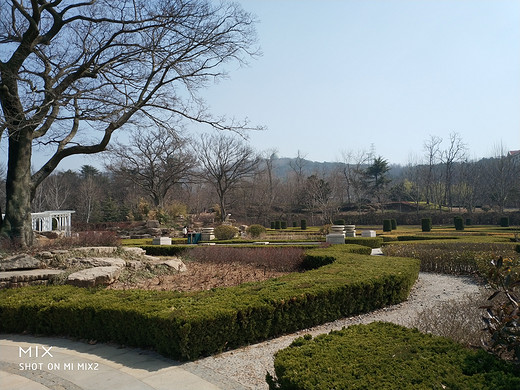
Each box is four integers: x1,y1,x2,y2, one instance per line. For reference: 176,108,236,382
107,127,196,208
423,135,443,207
441,132,467,210
289,150,308,187
485,144,519,213
0,0,259,246
454,159,481,214
303,174,336,224
340,150,370,211
403,154,424,214
43,172,72,210
246,149,280,224
75,165,103,223
195,134,260,222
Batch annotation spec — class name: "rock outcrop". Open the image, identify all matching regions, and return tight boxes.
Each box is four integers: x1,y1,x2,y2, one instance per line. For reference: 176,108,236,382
67,266,122,287
1,246,186,289
0,254,43,271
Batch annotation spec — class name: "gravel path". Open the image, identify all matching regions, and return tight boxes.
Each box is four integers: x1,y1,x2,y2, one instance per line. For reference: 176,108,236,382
186,272,485,390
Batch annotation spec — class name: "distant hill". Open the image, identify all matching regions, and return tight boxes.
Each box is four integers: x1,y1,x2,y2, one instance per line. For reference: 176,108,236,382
267,156,403,179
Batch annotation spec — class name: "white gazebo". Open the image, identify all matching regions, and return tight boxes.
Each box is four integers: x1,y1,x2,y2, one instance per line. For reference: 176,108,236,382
31,210,75,237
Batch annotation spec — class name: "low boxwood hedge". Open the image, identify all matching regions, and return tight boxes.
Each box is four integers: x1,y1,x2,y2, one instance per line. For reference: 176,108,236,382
302,245,372,269
268,322,520,390
0,248,419,361
396,235,460,242
140,244,192,256
344,237,383,248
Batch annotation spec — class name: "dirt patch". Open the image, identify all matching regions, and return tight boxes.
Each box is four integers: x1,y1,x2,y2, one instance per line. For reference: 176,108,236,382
108,260,293,292
109,246,305,292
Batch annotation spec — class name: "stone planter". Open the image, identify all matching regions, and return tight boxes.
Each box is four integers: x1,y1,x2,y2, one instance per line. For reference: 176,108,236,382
326,225,345,244
344,224,356,237
201,227,215,241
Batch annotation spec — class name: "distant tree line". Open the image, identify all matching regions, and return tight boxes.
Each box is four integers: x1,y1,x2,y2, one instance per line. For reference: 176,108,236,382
0,131,518,228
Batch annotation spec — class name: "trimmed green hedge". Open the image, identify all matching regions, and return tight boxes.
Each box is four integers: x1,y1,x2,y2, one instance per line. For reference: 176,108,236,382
268,322,520,390
0,248,419,361
344,237,383,248
383,219,392,232
302,245,371,269
140,245,192,256
421,217,432,232
396,235,459,242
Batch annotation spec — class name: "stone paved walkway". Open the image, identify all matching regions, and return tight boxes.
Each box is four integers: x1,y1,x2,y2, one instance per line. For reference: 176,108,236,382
0,334,245,390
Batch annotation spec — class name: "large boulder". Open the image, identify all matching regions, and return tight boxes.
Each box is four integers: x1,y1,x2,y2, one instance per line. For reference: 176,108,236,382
67,266,122,287
75,257,126,268
0,269,65,288
0,254,43,271
72,247,119,256
120,247,147,257
149,258,187,272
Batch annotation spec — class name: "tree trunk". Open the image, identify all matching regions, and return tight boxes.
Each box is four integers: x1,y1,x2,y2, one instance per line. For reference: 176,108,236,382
219,195,227,223
2,132,34,247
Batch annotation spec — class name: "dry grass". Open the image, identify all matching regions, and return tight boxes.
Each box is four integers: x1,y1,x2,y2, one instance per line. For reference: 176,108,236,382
411,291,490,348
382,242,519,275
109,246,305,292
110,261,290,292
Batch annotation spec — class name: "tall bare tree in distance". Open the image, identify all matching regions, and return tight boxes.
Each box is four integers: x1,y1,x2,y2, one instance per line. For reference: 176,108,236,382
106,127,196,208
0,0,259,246
195,134,260,222
441,132,467,210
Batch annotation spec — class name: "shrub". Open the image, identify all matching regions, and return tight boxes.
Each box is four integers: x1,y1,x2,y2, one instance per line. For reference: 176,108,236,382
270,221,275,229
292,221,297,228
214,225,238,240
140,245,191,256
0,248,419,361
300,219,307,230
301,245,372,269
246,224,267,238
391,218,397,230
267,322,520,390
421,217,432,232
411,292,488,348
454,216,465,231
280,221,287,229
482,256,520,362
383,242,519,275
466,218,472,226
344,237,383,249
383,219,392,232
396,235,458,242
274,221,281,230
500,217,510,228
333,219,345,225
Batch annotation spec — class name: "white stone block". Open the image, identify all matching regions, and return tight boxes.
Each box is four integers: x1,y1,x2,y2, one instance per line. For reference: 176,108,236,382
152,237,172,245
361,230,376,237
326,233,345,244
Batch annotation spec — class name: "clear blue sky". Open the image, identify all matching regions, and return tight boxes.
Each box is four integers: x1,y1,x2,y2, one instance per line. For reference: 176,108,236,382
2,0,519,173
196,0,520,164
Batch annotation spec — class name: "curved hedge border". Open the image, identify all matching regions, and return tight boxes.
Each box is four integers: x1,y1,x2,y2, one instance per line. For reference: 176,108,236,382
268,322,520,390
344,237,383,248
0,247,419,361
302,245,371,269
